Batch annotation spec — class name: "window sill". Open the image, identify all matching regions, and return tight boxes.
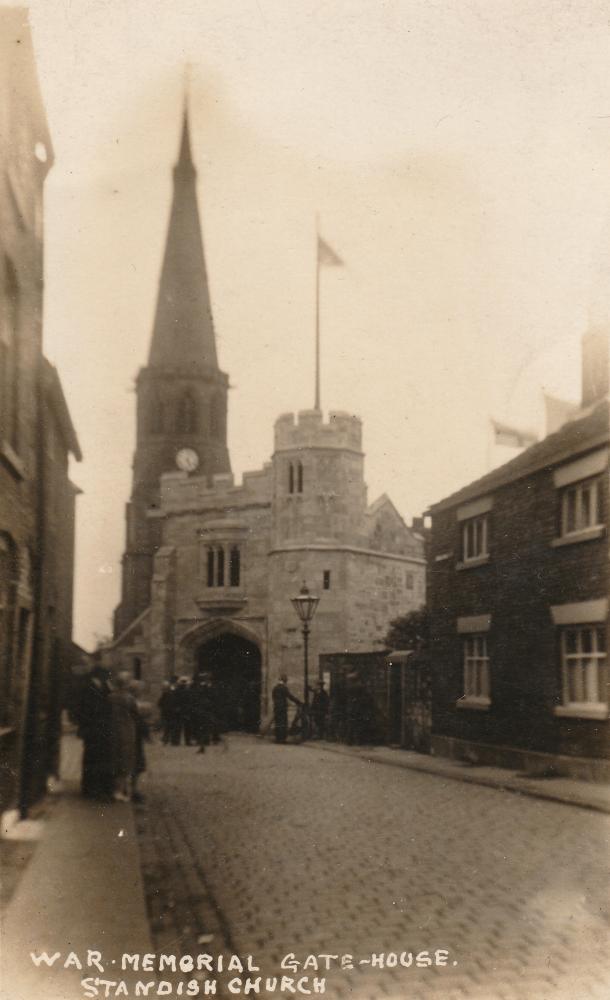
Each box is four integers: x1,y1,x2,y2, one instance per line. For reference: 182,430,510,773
0,441,25,480
553,704,609,721
197,590,246,611
551,526,605,548
456,554,490,571
456,697,491,711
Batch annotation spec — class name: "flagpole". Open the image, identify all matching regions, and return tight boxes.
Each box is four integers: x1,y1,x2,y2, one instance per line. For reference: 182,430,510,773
315,214,321,411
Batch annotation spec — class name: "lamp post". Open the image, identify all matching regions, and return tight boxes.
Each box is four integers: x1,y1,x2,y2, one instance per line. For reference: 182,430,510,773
290,582,320,726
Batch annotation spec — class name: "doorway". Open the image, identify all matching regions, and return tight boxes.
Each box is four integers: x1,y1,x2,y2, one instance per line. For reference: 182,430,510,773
196,633,261,732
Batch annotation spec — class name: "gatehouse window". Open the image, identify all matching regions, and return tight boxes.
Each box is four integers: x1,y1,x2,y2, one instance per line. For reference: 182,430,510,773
216,546,225,586
288,460,304,494
229,546,241,587
206,544,242,588
323,570,331,590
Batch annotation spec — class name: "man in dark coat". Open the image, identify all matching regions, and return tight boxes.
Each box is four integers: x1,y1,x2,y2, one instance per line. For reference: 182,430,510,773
170,677,192,745
157,681,175,744
271,674,301,744
311,680,330,739
77,666,114,800
191,673,219,753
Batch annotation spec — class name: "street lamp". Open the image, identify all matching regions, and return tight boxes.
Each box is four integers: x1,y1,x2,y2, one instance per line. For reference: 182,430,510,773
290,582,320,722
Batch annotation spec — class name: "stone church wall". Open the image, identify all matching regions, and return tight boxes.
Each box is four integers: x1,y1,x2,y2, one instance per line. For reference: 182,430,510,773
345,550,425,650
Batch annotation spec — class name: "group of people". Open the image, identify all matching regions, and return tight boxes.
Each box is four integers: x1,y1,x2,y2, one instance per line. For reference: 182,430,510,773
271,675,330,743
157,673,222,752
76,664,364,798
77,666,150,803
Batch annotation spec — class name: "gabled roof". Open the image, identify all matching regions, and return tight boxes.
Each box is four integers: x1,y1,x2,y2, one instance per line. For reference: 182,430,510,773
367,493,424,538
367,493,394,517
429,398,609,514
367,492,409,530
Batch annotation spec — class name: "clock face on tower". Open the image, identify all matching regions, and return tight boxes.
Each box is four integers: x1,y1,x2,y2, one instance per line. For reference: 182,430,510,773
175,448,199,473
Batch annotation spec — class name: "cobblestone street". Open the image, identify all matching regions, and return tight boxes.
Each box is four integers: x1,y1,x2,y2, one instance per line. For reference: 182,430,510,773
137,736,610,1000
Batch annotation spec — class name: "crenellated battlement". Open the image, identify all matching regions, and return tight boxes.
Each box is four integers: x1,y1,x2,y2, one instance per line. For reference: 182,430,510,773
274,409,362,452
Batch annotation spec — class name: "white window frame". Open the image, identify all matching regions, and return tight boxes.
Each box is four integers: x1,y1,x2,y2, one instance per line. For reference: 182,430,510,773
459,633,491,709
554,624,607,720
461,514,489,564
559,476,602,538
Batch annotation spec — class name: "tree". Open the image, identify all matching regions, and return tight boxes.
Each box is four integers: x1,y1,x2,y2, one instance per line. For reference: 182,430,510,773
384,607,430,652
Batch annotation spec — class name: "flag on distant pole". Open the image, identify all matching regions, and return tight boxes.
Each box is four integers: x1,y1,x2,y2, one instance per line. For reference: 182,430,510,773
318,236,343,268
315,226,344,410
491,419,538,449
543,392,578,436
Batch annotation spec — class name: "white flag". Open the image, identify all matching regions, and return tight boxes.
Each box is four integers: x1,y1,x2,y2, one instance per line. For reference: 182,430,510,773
492,419,538,449
318,236,343,267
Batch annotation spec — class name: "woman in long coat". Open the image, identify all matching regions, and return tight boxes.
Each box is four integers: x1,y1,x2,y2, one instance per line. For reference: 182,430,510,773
78,666,114,801
109,671,139,801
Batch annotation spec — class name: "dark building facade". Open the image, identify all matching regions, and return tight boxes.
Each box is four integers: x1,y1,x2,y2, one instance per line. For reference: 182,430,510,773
428,332,609,781
0,8,82,816
114,109,231,637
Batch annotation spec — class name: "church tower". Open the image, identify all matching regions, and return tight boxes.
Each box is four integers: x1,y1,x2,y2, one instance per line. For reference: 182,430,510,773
114,105,231,637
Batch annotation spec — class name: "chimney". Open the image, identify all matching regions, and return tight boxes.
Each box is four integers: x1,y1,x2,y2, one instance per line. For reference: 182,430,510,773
581,329,609,408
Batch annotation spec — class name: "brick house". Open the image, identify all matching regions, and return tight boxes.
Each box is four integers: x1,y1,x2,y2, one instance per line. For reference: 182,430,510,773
427,330,609,781
0,8,82,816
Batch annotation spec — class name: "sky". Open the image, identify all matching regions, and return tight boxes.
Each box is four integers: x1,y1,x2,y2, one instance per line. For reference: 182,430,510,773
20,0,610,649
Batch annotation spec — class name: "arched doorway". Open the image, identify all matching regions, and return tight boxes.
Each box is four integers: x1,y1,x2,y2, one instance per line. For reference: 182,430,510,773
196,633,261,732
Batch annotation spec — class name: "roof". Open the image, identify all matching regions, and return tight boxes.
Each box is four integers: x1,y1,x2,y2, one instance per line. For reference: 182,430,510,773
104,606,150,650
42,359,82,461
367,493,410,530
429,397,609,514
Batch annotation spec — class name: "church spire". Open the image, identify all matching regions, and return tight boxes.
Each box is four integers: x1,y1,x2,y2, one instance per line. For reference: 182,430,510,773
148,103,219,370
175,103,195,178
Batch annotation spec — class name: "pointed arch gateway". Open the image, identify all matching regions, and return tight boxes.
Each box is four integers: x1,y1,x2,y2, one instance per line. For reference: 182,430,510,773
179,619,263,733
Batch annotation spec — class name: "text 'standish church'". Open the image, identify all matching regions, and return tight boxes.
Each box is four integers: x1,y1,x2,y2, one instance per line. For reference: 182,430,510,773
108,107,425,723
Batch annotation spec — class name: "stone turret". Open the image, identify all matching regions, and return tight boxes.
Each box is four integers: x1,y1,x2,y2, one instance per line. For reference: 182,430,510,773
271,409,367,547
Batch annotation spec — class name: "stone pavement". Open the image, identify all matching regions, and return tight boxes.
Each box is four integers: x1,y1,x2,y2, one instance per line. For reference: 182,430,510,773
306,741,610,814
1,732,153,1000
138,735,610,1000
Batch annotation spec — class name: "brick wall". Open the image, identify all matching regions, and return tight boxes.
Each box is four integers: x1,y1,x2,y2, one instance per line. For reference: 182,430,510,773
429,457,609,762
